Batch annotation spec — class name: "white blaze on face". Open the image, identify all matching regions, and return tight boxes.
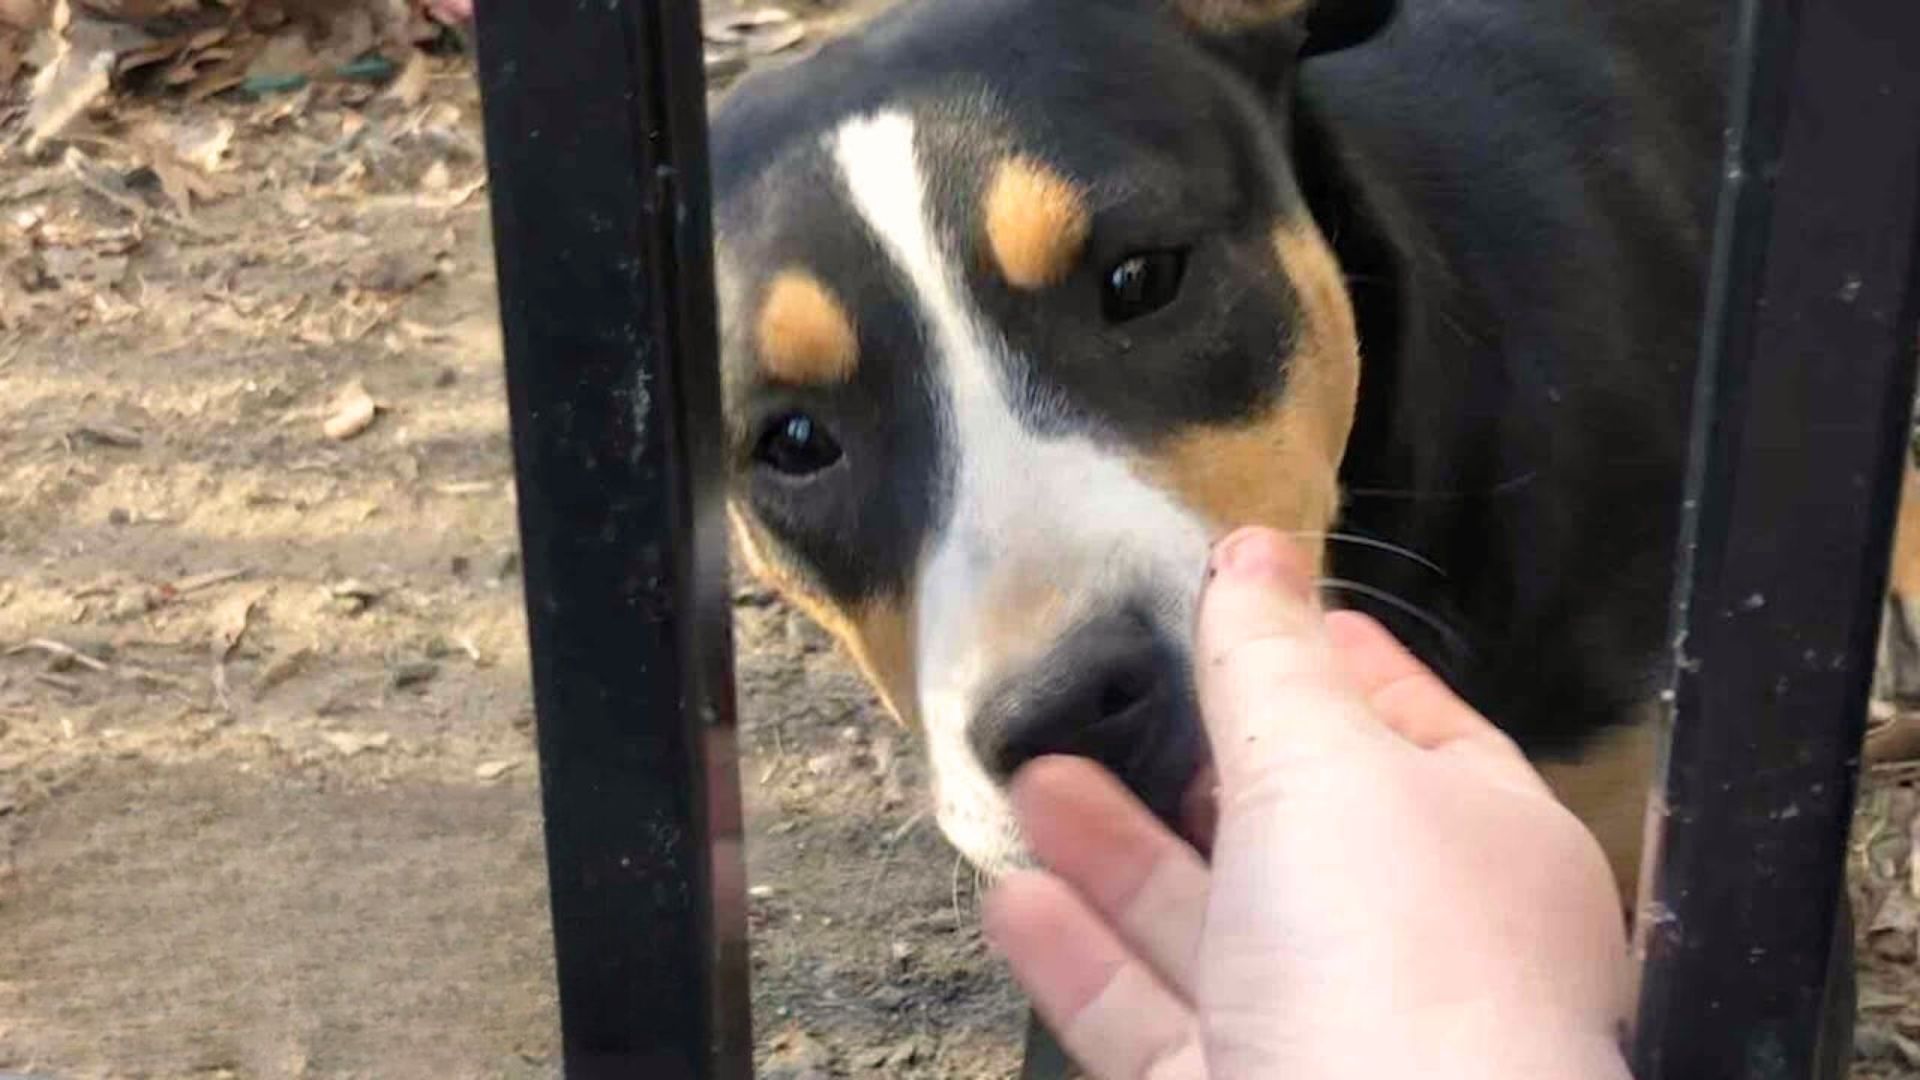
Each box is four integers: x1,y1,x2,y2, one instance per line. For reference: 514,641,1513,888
831,110,1215,873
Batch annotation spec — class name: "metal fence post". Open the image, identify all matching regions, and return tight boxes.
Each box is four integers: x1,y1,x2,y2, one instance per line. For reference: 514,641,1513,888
469,0,1920,1075
1631,0,1920,1076
471,2,751,1078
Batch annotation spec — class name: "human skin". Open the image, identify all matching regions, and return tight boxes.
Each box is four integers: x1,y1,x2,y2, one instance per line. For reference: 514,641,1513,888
984,527,1633,1080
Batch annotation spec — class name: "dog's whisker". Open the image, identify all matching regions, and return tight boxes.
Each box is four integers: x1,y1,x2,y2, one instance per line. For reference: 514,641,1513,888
1317,576,1471,657
1344,470,1542,502
1285,529,1448,578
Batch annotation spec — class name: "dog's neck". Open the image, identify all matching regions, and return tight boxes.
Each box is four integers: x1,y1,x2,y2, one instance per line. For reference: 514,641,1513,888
1291,90,1483,663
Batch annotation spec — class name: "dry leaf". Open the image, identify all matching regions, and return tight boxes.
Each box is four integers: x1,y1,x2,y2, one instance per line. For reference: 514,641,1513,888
4,638,108,672
151,154,220,215
24,17,115,154
250,82,313,127
212,588,264,658
321,730,391,757
323,380,379,440
381,48,428,107
169,117,234,172
705,7,803,55
416,175,485,212
704,6,796,44
1910,809,1920,900
1870,886,1920,962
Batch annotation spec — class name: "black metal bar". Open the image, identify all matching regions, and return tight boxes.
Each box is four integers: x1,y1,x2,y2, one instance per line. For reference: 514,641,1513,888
1020,1012,1073,1079
472,2,750,1078
1631,0,1920,1075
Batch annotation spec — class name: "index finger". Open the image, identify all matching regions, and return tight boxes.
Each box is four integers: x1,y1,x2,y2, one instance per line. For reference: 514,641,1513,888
1194,529,1394,796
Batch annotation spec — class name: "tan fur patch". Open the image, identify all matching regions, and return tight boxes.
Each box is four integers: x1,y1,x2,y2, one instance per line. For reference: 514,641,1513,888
757,270,859,385
1537,717,1657,906
1136,218,1361,570
728,503,917,725
975,571,1075,678
1175,0,1311,33
983,157,1091,291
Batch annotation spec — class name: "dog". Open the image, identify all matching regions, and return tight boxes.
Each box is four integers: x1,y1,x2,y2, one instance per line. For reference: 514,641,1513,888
706,0,1899,911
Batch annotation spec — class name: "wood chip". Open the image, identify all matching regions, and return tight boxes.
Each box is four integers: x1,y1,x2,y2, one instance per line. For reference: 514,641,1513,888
68,423,143,448
381,50,431,108
1867,706,1920,764
323,381,380,440
171,568,248,595
391,660,439,689
5,638,109,672
327,579,382,602
321,730,391,757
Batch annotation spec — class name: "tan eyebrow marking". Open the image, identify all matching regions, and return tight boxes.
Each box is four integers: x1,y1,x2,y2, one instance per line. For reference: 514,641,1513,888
984,156,1092,290
756,270,859,384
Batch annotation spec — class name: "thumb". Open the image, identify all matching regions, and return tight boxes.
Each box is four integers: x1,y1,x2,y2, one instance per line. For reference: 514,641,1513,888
1195,527,1390,799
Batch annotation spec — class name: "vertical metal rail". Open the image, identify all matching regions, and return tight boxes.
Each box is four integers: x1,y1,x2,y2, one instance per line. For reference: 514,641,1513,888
1021,1011,1073,1079
472,2,751,1078
1631,0,1920,1076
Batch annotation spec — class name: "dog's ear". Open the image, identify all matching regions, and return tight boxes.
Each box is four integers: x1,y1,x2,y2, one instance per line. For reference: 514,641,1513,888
1172,0,1396,61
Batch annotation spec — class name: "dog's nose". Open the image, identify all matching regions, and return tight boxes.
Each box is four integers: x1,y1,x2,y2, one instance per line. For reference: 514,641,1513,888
970,610,1188,795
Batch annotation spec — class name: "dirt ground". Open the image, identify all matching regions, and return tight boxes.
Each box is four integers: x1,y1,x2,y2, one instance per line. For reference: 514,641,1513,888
0,13,1918,1080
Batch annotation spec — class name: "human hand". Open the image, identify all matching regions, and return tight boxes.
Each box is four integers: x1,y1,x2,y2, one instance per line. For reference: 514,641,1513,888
983,527,1632,1080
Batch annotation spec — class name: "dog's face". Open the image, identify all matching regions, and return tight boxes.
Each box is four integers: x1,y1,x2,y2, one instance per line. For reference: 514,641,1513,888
712,0,1384,872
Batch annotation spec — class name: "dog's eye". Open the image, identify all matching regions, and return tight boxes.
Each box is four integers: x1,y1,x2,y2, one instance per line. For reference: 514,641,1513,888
1102,249,1188,323
753,412,843,477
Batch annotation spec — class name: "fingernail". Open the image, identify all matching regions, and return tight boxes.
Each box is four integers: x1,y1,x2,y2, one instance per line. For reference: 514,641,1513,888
1210,527,1303,591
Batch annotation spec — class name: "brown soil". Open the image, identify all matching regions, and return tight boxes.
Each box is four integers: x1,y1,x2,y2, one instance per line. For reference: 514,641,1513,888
0,19,1914,1080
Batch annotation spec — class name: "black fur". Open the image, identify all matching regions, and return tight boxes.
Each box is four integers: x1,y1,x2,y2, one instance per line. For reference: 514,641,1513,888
1301,2,1728,758
713,0,1729,764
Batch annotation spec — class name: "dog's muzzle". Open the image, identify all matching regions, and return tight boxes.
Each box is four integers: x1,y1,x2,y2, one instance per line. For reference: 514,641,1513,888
967,606,1206,826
